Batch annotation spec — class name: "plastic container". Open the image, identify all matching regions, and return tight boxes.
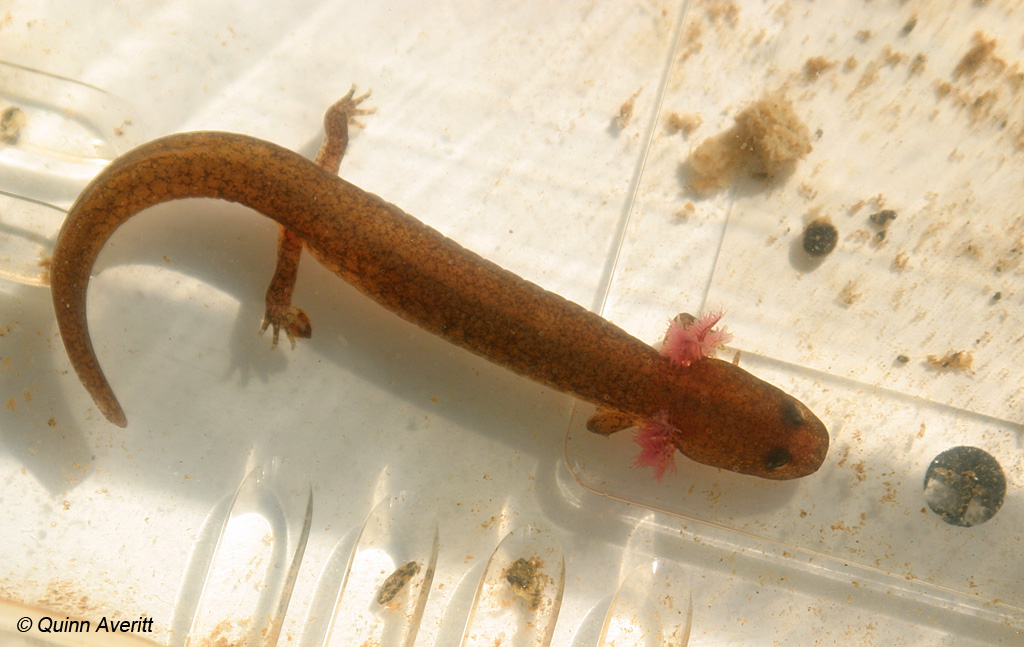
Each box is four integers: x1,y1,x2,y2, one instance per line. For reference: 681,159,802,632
1,2,1020,645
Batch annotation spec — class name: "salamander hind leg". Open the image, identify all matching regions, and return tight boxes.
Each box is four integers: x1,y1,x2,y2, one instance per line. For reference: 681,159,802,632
260,226,312,349
260,86,375,348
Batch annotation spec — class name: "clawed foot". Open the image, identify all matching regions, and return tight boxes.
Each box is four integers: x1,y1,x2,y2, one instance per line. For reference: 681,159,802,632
260,303,312,349
327,84,376,130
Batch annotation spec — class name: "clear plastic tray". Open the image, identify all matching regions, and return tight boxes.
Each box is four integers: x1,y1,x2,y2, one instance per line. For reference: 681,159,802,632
1,2,1021,646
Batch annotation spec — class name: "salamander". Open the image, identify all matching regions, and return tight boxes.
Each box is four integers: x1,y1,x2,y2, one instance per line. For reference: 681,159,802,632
49,90,828,480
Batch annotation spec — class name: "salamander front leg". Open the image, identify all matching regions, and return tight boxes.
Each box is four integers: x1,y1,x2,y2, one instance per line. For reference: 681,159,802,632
585,311,733,437
260,86,375,347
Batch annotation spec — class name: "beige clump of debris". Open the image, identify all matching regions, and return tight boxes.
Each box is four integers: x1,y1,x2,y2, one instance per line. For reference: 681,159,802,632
688,91,812,195
926,351,974,374
664,111,703,135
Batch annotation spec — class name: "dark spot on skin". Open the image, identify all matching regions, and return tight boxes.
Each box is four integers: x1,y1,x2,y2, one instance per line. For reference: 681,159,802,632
781,399,806,427
802,220,838,257
765,447,792,471
991,291,1001,302
896,354,910,364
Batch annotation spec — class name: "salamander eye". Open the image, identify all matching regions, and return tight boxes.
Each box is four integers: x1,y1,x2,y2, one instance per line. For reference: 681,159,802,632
781,400,805,428
764,447,792,471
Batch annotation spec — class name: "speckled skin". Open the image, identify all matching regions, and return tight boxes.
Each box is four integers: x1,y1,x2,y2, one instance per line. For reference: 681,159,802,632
50,100,828,479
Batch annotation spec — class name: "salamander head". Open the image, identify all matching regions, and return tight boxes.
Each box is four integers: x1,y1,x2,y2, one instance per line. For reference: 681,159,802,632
673,393,828,480
752,397,829,479
662,359,830,480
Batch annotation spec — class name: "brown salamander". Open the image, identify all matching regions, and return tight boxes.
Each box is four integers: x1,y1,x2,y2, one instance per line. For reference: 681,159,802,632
49,90,828,479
